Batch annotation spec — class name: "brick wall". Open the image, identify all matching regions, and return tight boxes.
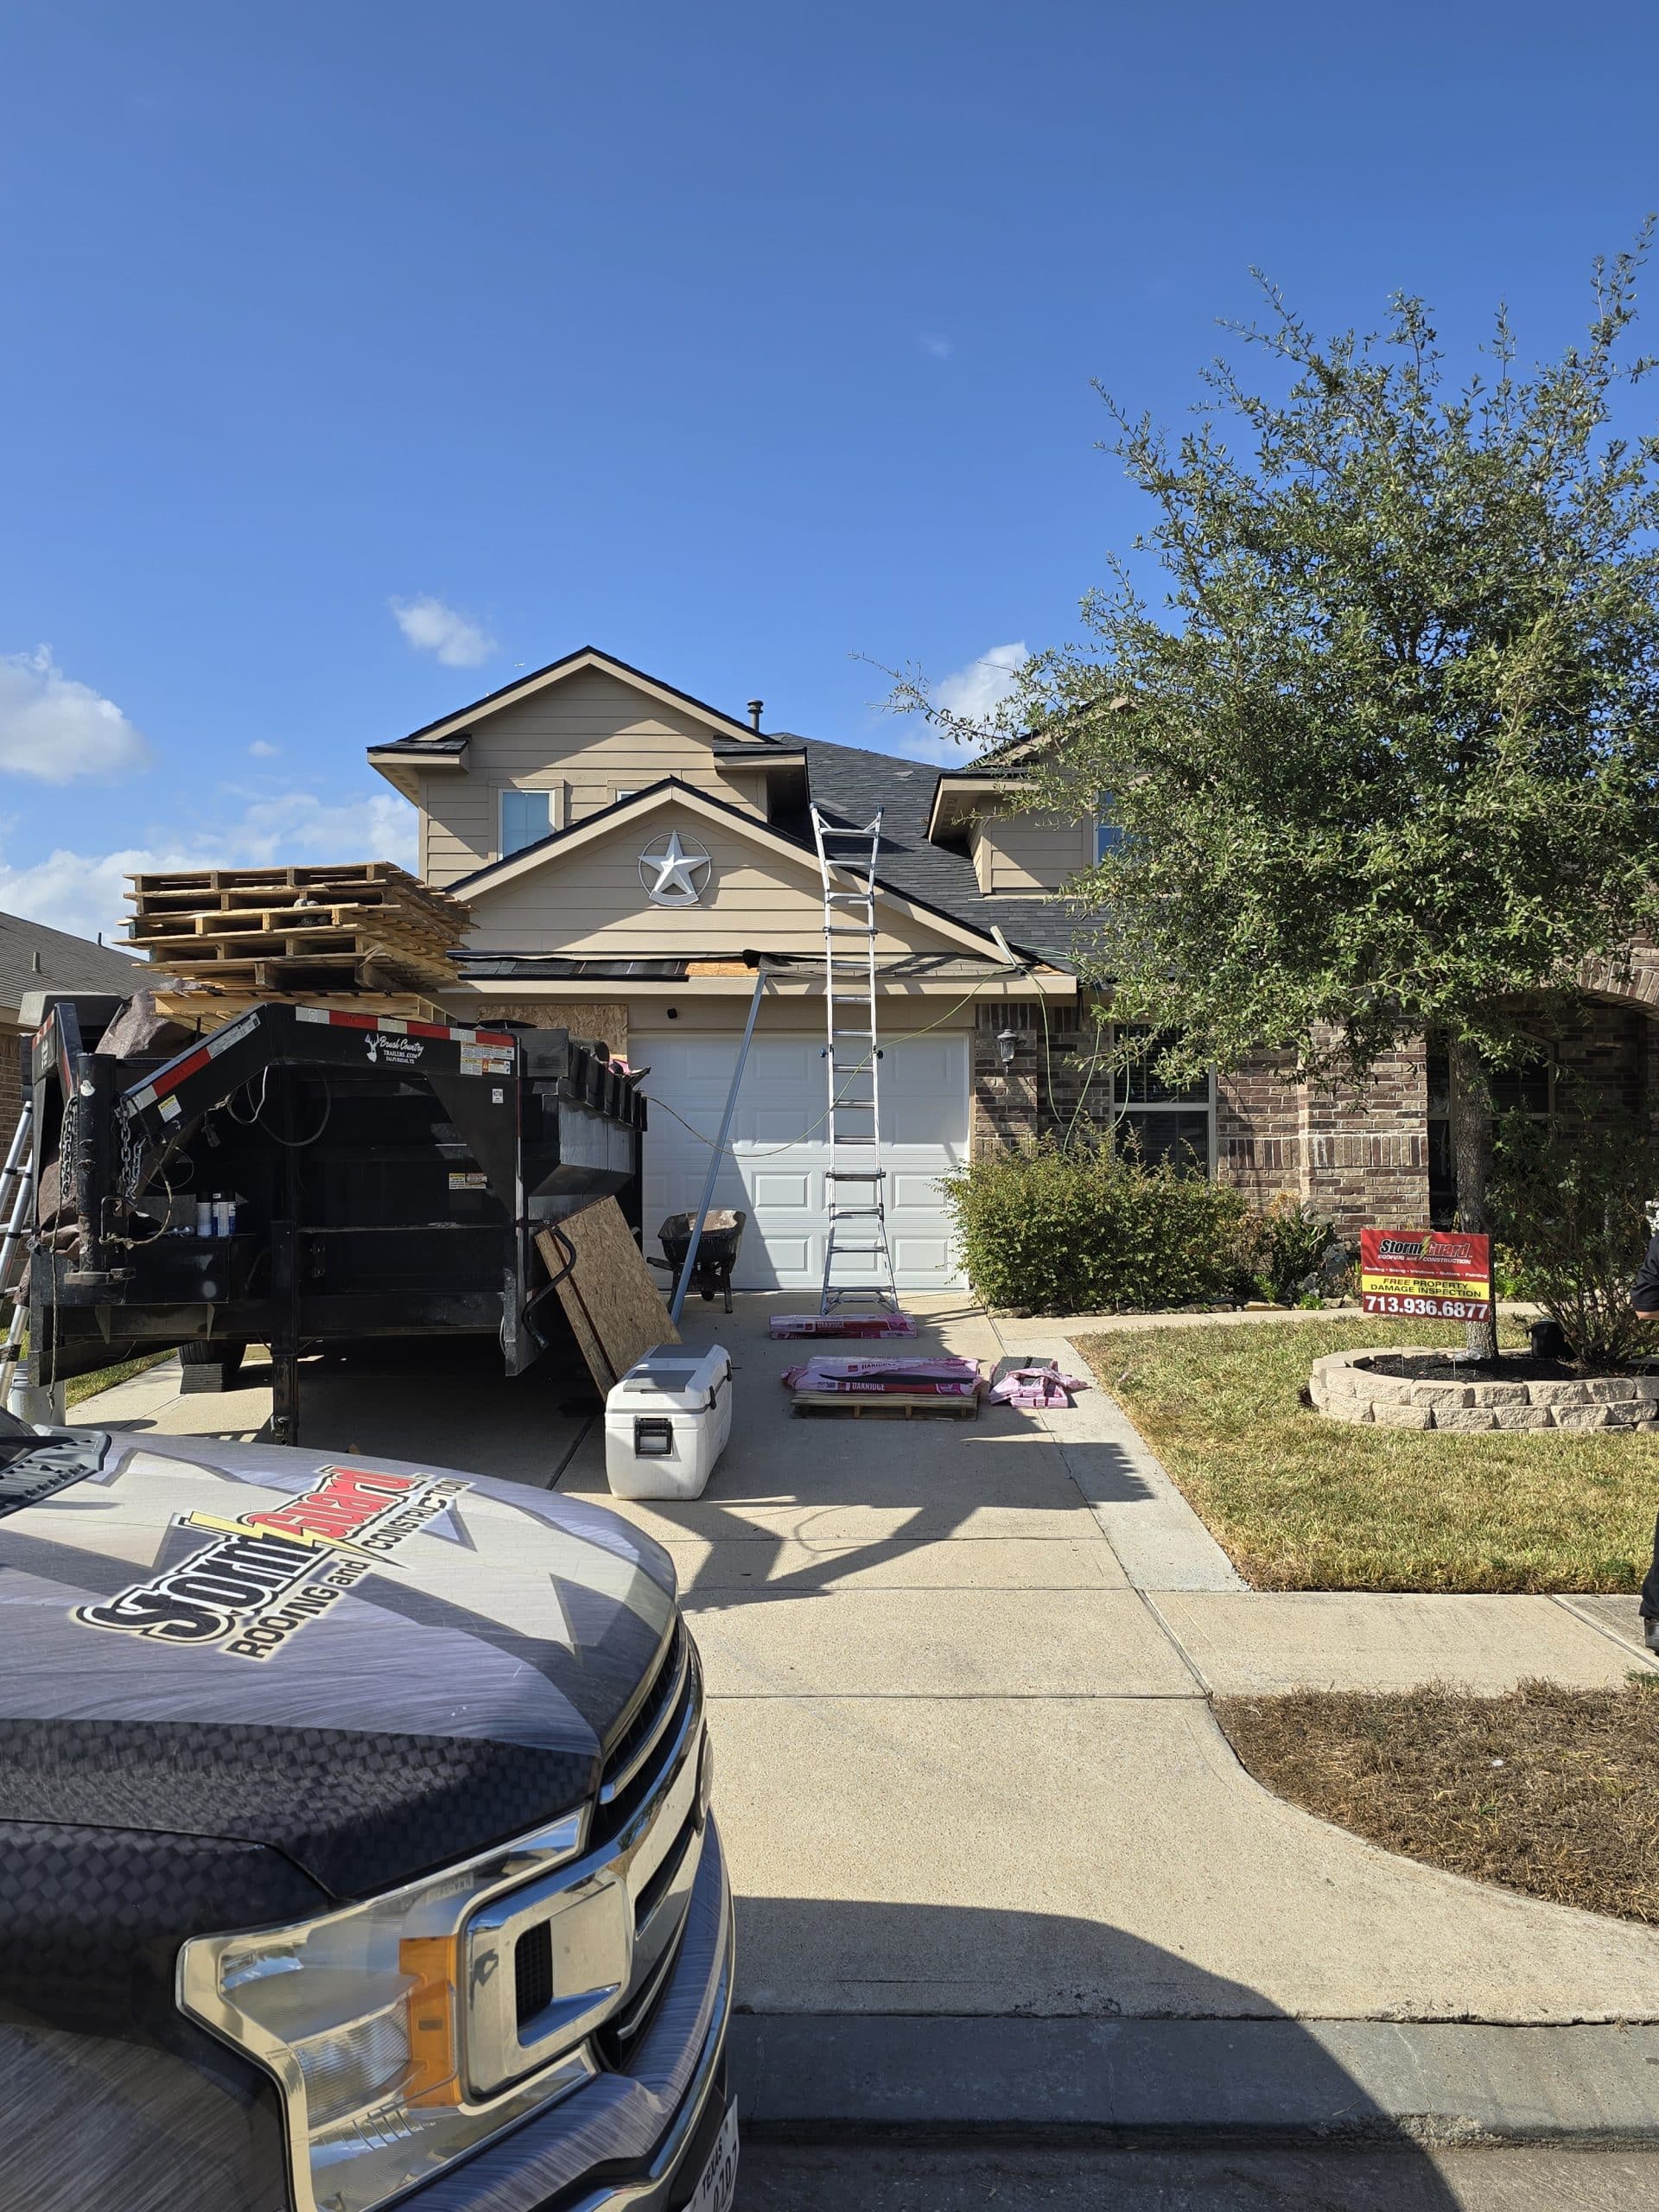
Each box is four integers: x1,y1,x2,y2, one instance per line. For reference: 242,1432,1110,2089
968,988,1659,1232
970,1001,1108,1154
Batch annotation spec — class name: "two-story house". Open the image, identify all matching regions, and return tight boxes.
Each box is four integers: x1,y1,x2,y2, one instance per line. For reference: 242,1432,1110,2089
369,646,1659,1288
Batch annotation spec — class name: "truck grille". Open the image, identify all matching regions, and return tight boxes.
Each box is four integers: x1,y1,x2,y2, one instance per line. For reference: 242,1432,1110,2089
593,1618,690,1843
463,1618,707,2099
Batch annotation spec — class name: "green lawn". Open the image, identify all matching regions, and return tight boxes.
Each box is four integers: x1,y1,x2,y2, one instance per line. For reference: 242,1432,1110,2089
64,1351,171,1408
1077,1318,1659,1592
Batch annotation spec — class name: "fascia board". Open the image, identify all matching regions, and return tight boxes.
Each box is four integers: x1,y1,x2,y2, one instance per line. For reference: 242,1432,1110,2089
397,647,772,748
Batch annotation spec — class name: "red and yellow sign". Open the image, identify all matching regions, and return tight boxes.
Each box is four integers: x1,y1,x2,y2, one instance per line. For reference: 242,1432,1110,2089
1358,1228,1492,1323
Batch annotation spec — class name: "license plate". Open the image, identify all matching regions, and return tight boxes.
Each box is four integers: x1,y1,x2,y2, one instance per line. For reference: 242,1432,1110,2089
685,2100,739,2212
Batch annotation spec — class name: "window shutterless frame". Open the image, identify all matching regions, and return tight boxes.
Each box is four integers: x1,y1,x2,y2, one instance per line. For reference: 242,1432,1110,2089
500,788,555,857
1109,1024,1217,1178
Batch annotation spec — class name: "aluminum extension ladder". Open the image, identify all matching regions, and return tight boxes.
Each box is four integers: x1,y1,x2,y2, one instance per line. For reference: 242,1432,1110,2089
0,1096,35,1404
810,804,900,1316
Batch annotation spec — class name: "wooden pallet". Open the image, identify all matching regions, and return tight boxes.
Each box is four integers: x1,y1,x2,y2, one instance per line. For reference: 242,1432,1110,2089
790,1389,982,1420
125,861,470,998
126,902,460,943
149,986,449,1028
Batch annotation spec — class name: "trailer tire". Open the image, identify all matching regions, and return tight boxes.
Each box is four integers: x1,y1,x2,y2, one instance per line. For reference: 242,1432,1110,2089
179,1338,246,1389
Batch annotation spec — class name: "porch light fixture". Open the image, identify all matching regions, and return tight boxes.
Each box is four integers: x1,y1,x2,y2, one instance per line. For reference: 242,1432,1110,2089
995,1027,1020,1068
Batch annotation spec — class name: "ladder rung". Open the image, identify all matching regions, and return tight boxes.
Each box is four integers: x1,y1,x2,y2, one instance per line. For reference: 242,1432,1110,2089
827,1168,884,1179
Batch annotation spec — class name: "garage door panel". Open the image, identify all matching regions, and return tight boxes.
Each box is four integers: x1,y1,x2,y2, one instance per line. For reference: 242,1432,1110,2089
637,1031,967,1291
891,1234,952,1277
751,1172,810,1209
750,1109,812,1144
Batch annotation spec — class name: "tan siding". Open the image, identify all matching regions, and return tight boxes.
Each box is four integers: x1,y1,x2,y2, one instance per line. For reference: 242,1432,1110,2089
464,807,963,957
979,810,1090,892
420,774,493,887
416,667,772,884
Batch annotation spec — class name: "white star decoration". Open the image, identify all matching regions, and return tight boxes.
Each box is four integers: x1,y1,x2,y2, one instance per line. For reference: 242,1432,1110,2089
639,830,712,906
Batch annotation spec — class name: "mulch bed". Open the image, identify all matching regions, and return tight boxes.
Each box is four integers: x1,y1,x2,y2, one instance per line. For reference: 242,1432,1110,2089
1217,1681,1659,1924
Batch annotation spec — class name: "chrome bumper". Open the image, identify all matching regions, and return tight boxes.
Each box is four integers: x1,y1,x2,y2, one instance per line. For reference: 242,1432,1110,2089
400,1815,734,2212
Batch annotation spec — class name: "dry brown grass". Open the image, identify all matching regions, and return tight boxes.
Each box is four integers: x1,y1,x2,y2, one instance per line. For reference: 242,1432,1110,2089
1218,1681,1659,1924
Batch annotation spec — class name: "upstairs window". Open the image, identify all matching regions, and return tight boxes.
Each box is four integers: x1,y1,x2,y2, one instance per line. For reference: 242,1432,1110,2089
500,789,553,857
1094,796,1124,863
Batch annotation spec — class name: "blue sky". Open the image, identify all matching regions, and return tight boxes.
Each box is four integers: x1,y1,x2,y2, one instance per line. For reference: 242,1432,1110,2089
3,0,1658,939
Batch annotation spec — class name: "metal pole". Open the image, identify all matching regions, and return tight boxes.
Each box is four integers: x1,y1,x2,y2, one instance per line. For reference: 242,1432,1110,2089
670,967,767,1325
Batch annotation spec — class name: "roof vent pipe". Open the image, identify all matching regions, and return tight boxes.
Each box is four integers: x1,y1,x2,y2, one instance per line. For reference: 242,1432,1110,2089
747,699,764,731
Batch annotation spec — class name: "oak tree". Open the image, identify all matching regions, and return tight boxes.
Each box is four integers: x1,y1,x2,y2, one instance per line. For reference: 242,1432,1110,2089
900,241,1659,1356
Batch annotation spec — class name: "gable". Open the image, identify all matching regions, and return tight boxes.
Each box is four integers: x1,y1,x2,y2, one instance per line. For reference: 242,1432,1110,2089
460,785,1000,961
371,653,801,883
458,665,769,804
393,646,768,749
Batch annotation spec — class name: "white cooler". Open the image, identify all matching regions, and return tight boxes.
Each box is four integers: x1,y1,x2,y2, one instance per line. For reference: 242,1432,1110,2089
604,1342,733,1500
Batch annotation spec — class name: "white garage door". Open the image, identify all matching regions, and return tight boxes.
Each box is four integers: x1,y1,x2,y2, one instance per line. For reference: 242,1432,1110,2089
634,1029,969,1292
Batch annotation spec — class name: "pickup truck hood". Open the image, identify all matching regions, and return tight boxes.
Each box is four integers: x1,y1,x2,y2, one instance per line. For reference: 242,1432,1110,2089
0,1429,678,1896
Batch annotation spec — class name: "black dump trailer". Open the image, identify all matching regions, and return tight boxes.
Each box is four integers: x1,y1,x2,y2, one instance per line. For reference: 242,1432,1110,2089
25,993,646,1441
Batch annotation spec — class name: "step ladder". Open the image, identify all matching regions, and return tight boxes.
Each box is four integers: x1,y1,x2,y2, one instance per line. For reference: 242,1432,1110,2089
0,1096,35,1405
810,804,900,1316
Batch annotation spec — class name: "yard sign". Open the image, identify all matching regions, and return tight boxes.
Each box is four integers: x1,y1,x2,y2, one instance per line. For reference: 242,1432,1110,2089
1357,1229,1492,1323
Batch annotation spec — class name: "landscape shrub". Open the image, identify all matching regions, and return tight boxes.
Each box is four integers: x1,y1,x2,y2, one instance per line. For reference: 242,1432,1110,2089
941,1138,1249,1314
1233,1196,1337,1306
1489,1102,1659,1370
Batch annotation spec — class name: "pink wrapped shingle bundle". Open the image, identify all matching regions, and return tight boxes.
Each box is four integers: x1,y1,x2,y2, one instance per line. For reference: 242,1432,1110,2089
988,1366,1089,1408
768,1314,918,1339
781,1356,982,1400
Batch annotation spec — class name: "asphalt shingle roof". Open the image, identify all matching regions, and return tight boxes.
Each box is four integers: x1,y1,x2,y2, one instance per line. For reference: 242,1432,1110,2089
0,911,141,1019
776,737,1086,970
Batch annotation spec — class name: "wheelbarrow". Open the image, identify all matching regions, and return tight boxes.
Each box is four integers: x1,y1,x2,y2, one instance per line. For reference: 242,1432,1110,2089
652,1210,747,1315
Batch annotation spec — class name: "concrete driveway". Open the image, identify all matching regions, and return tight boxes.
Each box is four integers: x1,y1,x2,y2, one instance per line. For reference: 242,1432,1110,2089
73,1295,1659,2137
545,1294,1659,2034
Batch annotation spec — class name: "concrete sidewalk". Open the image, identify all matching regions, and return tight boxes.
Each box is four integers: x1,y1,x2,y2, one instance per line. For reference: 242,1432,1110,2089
72,1297,1659,2138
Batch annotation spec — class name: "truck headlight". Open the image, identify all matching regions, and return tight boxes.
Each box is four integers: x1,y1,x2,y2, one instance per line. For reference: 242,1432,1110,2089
178,1810,599,2212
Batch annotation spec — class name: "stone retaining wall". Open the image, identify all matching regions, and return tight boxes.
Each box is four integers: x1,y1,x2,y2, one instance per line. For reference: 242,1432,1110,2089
1310,1349,1659,1433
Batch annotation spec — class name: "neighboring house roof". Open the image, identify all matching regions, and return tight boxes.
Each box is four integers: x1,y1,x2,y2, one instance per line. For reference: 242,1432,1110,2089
0,910,141,1020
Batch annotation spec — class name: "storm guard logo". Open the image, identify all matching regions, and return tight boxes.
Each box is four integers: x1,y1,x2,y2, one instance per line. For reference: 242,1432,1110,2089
73,1465,468,1662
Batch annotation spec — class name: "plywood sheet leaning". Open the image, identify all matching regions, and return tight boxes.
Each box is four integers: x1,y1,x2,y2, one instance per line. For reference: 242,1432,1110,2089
535,1200,680,1395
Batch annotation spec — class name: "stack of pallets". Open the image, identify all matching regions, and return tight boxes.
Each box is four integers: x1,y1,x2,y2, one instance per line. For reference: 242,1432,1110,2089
124,863,470,1011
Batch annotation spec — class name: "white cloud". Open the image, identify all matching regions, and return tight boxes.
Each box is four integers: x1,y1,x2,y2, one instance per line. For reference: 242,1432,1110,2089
391,594,497,669
880,640,1031,765
0,646,149,783
0,791,417,946
919,333,954,360
248,739,280,759
936,640,1029,721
